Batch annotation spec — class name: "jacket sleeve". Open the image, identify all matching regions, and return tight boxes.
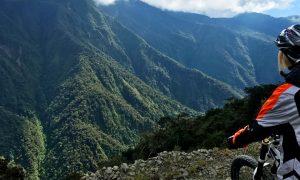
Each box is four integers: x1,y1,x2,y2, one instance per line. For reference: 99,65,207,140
233,121,272,147
233,83,298,147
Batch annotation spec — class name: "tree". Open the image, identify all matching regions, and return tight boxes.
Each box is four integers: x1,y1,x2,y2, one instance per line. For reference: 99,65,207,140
0,156,26,180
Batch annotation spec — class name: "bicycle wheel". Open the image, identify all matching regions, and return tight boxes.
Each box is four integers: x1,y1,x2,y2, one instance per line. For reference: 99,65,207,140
231,155,258,180
231,155,275,180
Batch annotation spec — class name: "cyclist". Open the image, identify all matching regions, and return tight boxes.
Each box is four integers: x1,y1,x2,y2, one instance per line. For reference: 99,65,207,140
228,24,300,180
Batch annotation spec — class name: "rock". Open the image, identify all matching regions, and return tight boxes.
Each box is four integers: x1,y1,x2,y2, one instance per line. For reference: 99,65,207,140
181,169,189,177
148,160,154,165
105,167,113,174
112,166,119,171
95,170,102,176
128,171,135,176
199,149,207,153
156,160,162,165
150,167,158,172
208,157,214,161
111,174,118,180
120,163,129,172
186,155,192,160
81,145,259,180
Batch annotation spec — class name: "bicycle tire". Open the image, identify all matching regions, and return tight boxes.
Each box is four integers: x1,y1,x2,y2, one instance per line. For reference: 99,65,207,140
231,155,275,180
231,155,258,180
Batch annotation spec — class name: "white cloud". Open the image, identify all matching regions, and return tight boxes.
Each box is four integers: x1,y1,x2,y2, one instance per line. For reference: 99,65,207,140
141,0,294,17
93,0,116,5
95,0,294,17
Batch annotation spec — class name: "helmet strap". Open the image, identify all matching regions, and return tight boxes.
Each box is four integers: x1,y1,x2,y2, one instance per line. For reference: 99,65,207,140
280,68,290,78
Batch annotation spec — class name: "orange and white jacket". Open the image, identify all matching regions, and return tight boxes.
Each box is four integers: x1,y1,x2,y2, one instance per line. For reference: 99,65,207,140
233,83,300,180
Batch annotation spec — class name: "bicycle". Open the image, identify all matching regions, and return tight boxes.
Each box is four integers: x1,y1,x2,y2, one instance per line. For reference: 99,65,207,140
231,135,281,180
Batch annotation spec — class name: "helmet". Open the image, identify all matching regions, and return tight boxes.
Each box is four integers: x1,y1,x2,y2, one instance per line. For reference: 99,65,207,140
275,24,300,64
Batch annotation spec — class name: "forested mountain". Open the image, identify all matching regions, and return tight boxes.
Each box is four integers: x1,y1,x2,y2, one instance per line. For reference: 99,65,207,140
0,0,240,179
101,0,295,89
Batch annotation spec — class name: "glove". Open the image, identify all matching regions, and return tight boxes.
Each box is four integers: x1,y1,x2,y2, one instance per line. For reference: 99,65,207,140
227,125,250,149
227,135,239,149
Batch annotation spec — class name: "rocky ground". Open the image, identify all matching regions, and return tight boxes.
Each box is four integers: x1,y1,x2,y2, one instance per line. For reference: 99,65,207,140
81,145,260,180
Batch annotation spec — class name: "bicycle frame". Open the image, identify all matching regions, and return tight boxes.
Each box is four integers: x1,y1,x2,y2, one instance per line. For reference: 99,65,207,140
253,135,281,180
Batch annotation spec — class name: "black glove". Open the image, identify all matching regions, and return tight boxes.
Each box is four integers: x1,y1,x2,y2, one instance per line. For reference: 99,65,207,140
227,135,239,149
227,125,250,149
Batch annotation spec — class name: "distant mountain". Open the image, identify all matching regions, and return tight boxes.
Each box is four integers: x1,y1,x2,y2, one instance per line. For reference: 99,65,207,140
101,1,295,89
224,13,292,36
0,0,239,179
286,15,300,23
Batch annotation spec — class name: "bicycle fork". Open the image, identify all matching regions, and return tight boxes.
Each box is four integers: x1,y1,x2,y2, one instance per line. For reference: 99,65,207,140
253,138,271,180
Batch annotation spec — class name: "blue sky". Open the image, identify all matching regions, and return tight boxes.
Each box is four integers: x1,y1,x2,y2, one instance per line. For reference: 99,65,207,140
264,0,300,17
95,0,300,18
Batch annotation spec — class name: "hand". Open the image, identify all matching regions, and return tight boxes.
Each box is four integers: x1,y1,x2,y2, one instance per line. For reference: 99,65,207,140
227,135,239,149
227,125,250,149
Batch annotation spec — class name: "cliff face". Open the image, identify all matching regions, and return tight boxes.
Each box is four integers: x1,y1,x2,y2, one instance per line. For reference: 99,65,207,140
82,145,260,180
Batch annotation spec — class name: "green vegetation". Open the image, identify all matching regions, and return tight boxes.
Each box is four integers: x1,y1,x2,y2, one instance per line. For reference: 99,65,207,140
0,0,289,179
188,159,207,174
0,156,26,180
0,0,240,179
113,85,277,162
102,1,293,89
0,108,45,180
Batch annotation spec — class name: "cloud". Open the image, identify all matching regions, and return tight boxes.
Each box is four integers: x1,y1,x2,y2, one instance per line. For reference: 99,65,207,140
95,0,294,17
141,0,294,17
93,0,116,5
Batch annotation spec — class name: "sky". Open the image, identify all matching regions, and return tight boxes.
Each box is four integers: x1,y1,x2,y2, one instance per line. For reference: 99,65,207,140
264,0,300,17
93,0,300,18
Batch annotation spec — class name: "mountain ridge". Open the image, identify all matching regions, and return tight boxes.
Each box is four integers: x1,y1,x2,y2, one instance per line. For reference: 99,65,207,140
0,0,240,179
101,1,294,89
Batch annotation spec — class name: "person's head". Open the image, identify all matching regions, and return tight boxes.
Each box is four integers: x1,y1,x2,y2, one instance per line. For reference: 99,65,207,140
275,24,300,76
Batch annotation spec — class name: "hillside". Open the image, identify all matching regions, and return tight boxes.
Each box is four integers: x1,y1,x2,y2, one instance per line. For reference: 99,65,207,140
112,85,276,161
0,0,240,179
81,84,277,179
82,146,261,180
101,1,293,88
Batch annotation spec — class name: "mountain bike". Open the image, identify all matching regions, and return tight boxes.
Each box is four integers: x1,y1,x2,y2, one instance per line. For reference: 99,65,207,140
231,135,281,180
